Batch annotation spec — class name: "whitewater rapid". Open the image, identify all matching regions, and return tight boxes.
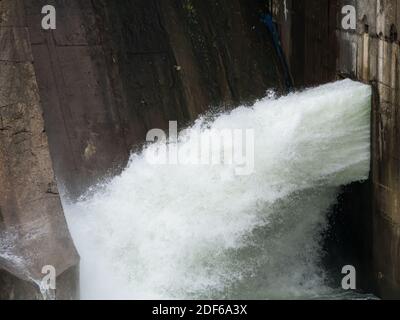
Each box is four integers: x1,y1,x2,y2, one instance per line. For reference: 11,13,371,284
64,79,371,299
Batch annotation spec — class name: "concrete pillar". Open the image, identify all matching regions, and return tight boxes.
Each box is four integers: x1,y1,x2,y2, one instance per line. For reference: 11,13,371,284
0,0,79,300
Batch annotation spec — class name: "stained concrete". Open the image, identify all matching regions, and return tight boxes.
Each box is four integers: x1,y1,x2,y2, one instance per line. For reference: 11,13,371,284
25,0,284,197
0,0,79,300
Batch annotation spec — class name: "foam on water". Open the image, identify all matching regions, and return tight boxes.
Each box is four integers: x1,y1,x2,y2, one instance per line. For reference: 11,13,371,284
64,80,371,299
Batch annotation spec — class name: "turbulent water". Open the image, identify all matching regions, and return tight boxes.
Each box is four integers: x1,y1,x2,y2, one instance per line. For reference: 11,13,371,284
64,80,372,300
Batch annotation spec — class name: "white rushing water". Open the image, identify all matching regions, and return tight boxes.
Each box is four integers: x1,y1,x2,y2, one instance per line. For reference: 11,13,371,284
64,80,371,300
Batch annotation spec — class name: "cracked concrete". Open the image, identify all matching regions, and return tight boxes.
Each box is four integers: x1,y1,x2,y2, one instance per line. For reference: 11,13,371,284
0,0,79,300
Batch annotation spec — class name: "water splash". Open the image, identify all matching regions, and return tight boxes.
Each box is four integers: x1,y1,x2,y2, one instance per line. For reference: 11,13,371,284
64,80,371,299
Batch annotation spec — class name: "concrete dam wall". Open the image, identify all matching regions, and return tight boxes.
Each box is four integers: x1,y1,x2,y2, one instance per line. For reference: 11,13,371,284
272,0,400,298
0,0,284,299
1,0,399,300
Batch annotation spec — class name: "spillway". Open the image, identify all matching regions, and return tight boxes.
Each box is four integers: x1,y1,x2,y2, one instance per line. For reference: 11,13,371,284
64,79,371,299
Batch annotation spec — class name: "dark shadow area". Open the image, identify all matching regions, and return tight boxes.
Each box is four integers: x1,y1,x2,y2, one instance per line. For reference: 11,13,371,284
322,181,373,293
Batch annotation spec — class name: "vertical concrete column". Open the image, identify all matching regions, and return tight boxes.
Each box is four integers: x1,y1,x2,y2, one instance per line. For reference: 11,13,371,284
344,0,400,298
370,0,400,298
0,0,79,299
336,0,400,298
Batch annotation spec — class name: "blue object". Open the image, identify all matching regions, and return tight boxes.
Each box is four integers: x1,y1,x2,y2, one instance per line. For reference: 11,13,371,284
261,13,293,91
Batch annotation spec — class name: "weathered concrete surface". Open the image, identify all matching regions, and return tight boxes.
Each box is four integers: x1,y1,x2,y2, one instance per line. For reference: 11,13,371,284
24,0,284,197
0,0,79,300
273,0,400,299
345,0,400,299
270,0,338,87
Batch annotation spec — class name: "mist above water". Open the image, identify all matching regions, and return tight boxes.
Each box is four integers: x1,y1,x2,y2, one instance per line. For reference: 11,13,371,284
64,79,371,299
